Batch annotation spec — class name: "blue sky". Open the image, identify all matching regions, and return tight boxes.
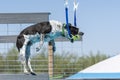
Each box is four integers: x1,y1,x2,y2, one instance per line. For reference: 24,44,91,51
0,0,120,55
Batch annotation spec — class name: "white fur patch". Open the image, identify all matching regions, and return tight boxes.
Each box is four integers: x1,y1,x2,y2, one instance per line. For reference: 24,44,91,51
50,20,63,32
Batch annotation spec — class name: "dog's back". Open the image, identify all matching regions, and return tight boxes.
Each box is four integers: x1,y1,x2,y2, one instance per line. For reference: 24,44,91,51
20,22,51,35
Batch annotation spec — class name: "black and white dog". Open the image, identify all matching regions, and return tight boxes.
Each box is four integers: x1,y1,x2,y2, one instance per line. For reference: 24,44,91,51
16,20,83,75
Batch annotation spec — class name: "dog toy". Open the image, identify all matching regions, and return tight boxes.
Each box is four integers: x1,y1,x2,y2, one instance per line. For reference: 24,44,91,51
72,34,80,41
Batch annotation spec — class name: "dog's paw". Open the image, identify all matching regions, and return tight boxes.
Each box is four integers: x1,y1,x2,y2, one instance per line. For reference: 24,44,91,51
70,39,74,43
30,72,37,76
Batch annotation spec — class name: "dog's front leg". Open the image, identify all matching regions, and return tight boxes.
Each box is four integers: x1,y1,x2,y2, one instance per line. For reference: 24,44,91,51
50,40,56,53
36,34,44,52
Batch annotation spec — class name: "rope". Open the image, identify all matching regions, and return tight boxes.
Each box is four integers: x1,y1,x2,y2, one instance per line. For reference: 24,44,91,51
64,0,71,38
73,0,79,26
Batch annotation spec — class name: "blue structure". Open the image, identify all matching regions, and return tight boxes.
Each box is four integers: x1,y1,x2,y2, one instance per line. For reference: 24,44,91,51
67,73,120,79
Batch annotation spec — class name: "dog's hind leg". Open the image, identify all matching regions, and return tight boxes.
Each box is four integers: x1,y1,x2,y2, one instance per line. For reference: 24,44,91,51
26,42,36,75
19,44,29,74
28,59,36,75
19,35,30,74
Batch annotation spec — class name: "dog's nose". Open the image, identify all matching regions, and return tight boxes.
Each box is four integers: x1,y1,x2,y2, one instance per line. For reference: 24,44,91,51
79,32,84,36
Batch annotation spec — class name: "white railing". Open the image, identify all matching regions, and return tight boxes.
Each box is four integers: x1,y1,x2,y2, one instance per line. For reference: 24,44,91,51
0,55,81,78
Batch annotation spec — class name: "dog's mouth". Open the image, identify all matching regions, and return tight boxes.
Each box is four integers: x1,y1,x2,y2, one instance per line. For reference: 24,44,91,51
71,32,84,41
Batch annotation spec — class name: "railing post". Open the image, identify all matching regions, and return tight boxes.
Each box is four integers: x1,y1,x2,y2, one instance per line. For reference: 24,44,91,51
48,42,54,78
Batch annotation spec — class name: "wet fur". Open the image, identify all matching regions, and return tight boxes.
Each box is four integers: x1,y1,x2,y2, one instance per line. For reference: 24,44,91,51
16,21,80,75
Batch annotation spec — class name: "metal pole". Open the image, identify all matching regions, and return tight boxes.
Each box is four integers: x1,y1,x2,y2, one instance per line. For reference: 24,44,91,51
48,42,54,78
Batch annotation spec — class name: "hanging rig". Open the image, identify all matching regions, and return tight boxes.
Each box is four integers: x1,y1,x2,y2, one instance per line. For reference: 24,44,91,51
64,0,84,54
73,0,79,26
64,0,71,38
64,0,82,40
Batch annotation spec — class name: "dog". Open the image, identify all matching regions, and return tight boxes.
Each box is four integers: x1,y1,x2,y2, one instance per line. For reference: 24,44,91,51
16,20,84,75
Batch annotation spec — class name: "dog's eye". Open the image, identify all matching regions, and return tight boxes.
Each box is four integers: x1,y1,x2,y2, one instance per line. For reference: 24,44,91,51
76,29,78,33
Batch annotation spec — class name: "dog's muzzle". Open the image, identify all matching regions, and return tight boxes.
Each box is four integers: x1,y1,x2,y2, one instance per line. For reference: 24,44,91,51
79,32,84,36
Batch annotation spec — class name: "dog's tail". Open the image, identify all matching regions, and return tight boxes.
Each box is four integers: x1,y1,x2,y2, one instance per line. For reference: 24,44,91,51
16,35,24,52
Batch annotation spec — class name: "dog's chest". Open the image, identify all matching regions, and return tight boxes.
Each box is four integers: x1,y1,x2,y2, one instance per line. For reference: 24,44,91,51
44,32,61,41
24,32,61,43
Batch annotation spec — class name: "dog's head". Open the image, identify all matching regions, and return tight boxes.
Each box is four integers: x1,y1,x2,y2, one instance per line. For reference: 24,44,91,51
64,23,84,42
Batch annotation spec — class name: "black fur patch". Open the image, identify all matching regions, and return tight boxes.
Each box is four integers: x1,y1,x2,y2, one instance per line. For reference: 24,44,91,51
16,22,52,51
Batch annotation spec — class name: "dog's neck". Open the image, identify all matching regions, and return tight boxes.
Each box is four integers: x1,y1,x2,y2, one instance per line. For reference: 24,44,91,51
50,20,67,35
50,20,63,32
